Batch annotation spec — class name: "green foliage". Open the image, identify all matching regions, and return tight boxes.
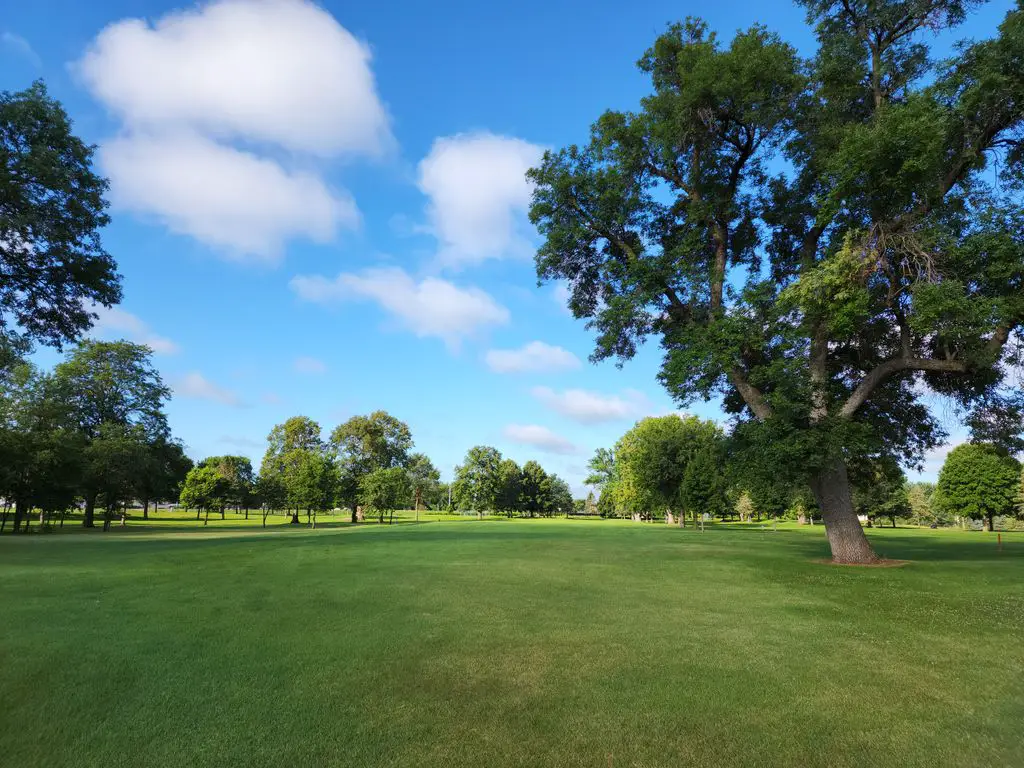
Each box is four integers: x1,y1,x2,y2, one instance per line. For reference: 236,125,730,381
935,443,1020,526
179,465,232,520
452,445,503,513
360,466,412,524
528,2,1024,558
613,415,725,518
851,459,912,527
331,411,413,514
519,460,553,517
0,81,120,352
198,456,254,509
407,452,442,510
495,458,522,517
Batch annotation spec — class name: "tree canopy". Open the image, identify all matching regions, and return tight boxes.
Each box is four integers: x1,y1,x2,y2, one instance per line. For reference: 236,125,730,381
528,1,1024,562
935,442,1020,530
0,81,121,356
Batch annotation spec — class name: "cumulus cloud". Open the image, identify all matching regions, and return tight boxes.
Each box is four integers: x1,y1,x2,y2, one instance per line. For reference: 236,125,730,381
76,0,391,156
293,355,327,374
89,304,179,354
418,132,543,268
290,266,509,349
174,372,242,406
484,341,580,374
100,132,356,259
76,0,389,258
503,424,578,455
531,386,650,424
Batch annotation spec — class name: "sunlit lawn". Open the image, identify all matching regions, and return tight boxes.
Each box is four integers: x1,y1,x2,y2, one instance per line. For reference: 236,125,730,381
1,519,1021,767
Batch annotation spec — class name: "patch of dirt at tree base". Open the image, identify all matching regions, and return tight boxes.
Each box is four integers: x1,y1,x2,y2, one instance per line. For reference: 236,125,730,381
811,558,910,568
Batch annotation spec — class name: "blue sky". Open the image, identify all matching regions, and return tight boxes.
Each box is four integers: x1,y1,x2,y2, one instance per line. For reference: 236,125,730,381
2,0,1015,490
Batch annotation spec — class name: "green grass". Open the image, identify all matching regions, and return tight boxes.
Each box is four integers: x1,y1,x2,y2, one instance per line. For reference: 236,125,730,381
1,520,1021,767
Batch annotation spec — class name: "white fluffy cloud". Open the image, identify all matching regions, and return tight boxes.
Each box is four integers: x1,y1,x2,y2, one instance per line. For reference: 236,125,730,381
418,132,543,268
503,424,578,455
89,304,179,354
174,372,242,407
290,266,510,349
77,0,391,156
100,133,356,259
484,341,580,374
531,386,650,424
293,355,327,374
77,0,389,258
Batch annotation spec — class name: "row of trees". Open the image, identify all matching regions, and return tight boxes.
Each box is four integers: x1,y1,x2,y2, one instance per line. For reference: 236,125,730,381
583,414,1024,532
0,341,191,532
175,413,576,528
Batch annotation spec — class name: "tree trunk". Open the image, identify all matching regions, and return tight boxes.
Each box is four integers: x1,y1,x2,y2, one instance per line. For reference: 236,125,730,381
810,460,879,564
196,507,201,521
221,506,225,520
351,506,357,524
12,499,26,534
0,501,10,533
143,499,149,520
891,515,896,529
290,511,299,525
83,494,96,528
245,507,249,520
987,513,994,532
204,508,210,526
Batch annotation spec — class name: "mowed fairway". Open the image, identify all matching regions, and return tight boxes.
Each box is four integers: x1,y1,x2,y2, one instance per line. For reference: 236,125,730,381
1,521,1022,767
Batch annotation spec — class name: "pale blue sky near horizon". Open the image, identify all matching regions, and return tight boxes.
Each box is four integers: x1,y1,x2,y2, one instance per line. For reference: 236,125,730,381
2,0,1015,491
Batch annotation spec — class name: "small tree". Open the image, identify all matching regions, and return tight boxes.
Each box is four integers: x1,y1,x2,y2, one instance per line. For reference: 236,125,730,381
360,467,412,525
682,440,729,525
407,452,441,514
936,443,1020,531
496,458,523,517
453,445,503,517
179,465,231,526
253,473,287,528
331,411,413,523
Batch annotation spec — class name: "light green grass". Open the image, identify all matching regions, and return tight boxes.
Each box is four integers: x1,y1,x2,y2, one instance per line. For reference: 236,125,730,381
1,520,1021,767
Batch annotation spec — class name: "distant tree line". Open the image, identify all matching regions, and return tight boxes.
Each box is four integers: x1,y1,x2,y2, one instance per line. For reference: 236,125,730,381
582,414,1024,532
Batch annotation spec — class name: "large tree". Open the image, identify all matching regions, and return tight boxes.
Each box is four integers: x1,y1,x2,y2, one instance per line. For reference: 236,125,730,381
360,466,412,525
51,340,170,527
0,81,121,357
935,442,1020,531
452,445,503,517
198,455,254,518
613,415,723,523
260,416,327,525
407,452,441,513
528,2,1024,562
331,411,413,523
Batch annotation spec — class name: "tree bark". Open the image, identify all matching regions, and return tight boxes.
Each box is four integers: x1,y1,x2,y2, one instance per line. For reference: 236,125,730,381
83,494,96,528
12,499,26,534
290,511,300,525
350,506,357,524
143,499,149,520
987,513,994,532
810,460,879,564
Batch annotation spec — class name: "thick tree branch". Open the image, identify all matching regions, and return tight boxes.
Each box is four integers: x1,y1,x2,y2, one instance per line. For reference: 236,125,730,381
839,323,1016,418
809,320,830,423
729,368,773,421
